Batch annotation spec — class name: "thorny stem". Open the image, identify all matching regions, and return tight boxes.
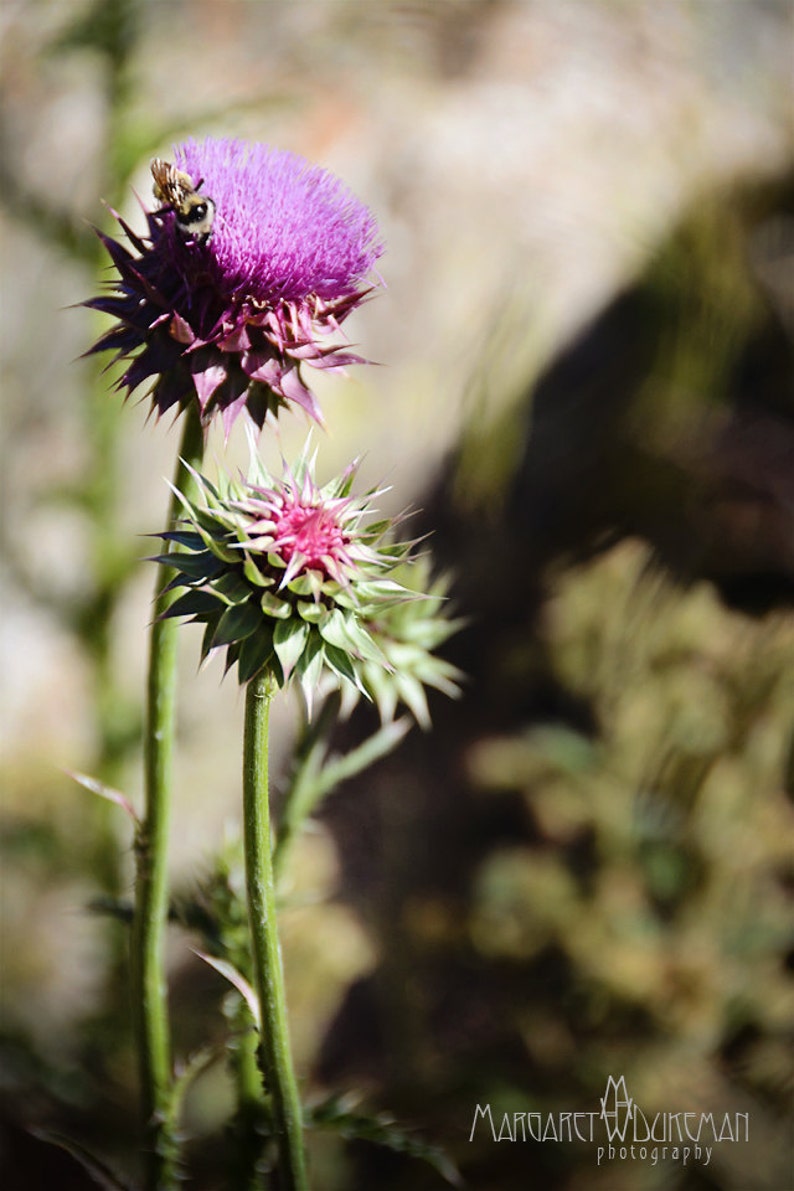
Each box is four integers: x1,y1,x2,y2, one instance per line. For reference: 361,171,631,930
243,671,309,1191
132,405,204,1190
227,992,270,1190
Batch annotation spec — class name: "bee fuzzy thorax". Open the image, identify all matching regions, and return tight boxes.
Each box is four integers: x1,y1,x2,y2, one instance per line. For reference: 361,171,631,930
150,157,215,243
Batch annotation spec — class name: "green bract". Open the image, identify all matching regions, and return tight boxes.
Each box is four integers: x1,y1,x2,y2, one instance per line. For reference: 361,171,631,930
154,449,461,722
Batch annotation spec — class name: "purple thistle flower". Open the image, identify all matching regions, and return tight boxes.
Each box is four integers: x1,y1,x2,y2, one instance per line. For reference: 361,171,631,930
86,138,383,434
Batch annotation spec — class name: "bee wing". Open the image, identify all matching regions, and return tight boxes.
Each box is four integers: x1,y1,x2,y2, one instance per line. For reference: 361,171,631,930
150,157,170,184
150,157,173,197
151,158,194,205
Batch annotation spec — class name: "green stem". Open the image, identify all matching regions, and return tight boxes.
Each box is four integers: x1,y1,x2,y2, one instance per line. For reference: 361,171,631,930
243,671,309,1191
228,994,270,1191
132,405,204,1190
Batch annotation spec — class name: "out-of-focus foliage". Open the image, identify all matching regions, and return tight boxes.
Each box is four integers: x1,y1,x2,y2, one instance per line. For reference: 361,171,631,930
466,540,792,1187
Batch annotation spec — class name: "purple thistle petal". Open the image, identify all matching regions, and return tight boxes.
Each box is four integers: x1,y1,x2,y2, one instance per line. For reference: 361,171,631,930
218,325,251,352
190,356,228,411
240,350,280,385
123,351,160,391
221,390,250,439
95,228,134,270
277,365,324,424
152,369,192,414
169,313,195,345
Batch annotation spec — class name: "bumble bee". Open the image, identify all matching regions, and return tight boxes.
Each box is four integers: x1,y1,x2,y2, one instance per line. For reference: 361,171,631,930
150,158,216,243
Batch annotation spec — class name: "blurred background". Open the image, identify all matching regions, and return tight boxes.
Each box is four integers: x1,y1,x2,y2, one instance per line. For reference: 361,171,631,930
1,1,792,1188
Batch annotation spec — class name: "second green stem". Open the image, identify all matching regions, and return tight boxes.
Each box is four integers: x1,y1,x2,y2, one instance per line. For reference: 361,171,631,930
243,670,308,1191
132,406,204,1190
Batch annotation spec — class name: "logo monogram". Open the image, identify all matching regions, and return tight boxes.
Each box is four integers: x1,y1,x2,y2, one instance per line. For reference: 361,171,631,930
600,1075,634,1141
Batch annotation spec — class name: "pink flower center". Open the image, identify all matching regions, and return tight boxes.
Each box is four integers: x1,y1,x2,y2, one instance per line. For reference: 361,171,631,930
273,502,348,576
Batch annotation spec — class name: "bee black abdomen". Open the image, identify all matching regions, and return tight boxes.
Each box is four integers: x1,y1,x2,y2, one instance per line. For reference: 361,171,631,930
175,198,216,244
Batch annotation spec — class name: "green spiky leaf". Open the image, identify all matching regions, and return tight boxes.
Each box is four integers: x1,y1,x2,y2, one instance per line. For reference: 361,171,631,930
212,600,263,647
161,589,221,620
238,626,276,683
308,1095,462,1188
274,619,311,679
